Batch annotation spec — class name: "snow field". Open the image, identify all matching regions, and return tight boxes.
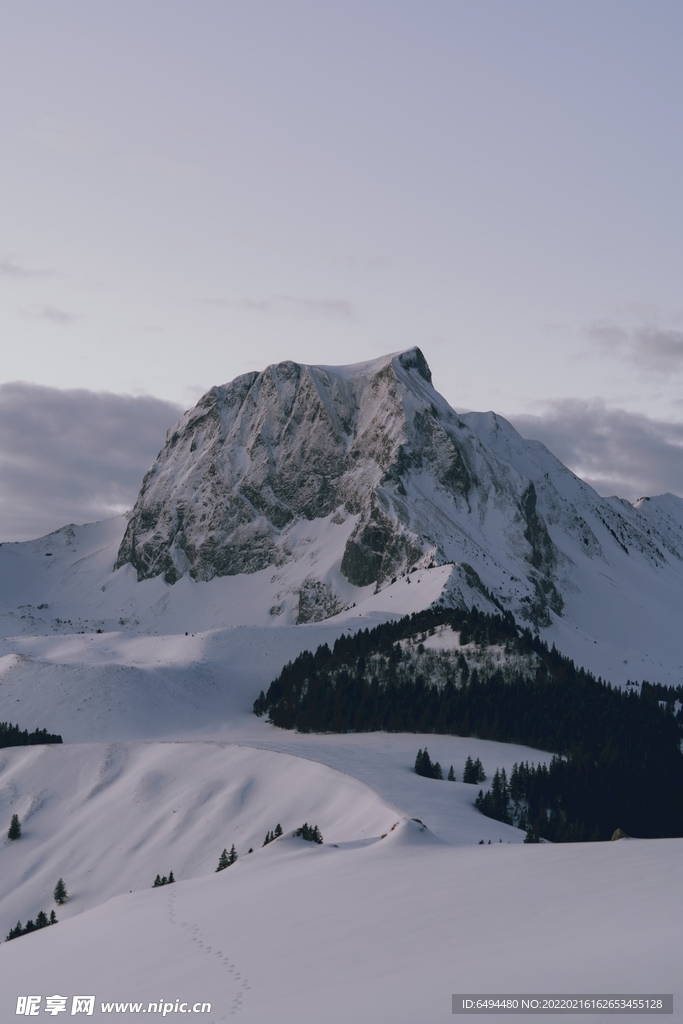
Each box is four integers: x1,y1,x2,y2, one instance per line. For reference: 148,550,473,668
1,829,680,1022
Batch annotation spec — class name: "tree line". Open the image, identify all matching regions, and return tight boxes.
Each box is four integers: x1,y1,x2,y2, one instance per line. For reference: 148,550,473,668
254,605,683,841
0,721,62,748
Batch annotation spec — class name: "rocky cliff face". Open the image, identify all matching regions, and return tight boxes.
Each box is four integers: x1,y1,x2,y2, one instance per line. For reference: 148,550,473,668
115,348,569,625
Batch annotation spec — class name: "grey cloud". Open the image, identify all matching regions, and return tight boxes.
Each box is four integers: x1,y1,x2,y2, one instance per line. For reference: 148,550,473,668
29,305,79,326
234,295,356,320
588,320,683,370
0,383,183,542
0,257,48,279
632,328,683,369
509,401,683,501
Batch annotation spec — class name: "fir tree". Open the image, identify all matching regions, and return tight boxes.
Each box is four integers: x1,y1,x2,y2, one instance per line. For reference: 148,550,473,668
168,871,175,884
8,813,21,840
448,765,456,781
216,848,230,872
415,748,439,779
50,910,57,924
227,844,238,866
35,911,48,928
153,874,163,887
295,822,323,843
274,823,283,837
53,878,68,905
253,690,268,716
474,757,486,782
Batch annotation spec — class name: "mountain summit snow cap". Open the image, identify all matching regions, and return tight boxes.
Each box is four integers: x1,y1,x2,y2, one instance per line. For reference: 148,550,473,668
318,346,432,385
114,347,564,626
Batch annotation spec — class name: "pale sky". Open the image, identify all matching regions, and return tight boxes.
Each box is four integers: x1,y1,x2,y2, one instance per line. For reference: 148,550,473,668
1,1,683,538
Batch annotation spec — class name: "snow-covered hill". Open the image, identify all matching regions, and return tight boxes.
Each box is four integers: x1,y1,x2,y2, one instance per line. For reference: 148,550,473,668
3,820,681,1023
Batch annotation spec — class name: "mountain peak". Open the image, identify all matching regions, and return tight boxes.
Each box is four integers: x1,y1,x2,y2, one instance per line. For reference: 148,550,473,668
312,346,432,386
114,349,567,626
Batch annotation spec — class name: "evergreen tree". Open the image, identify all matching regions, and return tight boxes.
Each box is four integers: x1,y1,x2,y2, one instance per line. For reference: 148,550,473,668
415,748,439,779
463,756,475,783
262,830,273,847
253,690,268,716
524,829,541,844
448,765,456,781
274,823,283,837
294,822,324,843
168,871,175,884
8,813,21,840
474,757,486,782
35,911,48,928
153,874,162,887
216,848,230,872
50,910,57,924
53,878,68,905
227,844,238,866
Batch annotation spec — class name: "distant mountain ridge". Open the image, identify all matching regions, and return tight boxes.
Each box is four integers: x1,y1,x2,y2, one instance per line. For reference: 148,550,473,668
114,348,683,632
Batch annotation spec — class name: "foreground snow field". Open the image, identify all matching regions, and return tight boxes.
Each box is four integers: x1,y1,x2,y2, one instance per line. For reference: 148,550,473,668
2,828,681,1022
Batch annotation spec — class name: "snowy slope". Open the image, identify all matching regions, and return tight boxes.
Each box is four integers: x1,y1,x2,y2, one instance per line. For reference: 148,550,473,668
2,831,680,1022
463,412,683,685
0,741,396,934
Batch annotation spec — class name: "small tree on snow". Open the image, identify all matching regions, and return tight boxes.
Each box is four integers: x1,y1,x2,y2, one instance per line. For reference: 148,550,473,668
53,878,68,905
295,823,323,844
8,814,21,840
216,848,230,872
448,765,456,781
227,844,238,866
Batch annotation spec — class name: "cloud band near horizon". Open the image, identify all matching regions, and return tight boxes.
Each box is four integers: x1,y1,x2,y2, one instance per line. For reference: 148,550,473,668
0,382,183,542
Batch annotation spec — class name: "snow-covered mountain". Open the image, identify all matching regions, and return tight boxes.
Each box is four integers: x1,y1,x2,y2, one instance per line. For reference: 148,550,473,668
114,348,564,626
108,347,683,672
2,349,683,1021
2,348,683,685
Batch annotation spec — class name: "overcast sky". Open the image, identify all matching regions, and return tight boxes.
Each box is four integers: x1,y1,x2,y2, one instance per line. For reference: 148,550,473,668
1,1,682,539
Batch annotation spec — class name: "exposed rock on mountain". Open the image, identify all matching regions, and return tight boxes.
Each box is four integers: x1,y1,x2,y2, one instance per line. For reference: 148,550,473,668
115,348,566,625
